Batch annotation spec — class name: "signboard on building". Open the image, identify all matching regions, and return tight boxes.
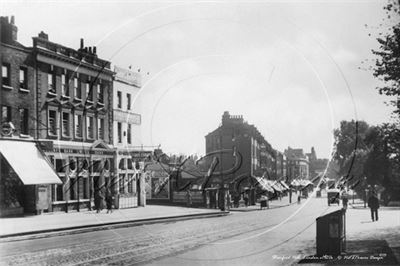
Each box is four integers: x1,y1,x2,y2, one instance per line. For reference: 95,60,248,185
114,66,142,87
118,150,152,161
114,109,141,125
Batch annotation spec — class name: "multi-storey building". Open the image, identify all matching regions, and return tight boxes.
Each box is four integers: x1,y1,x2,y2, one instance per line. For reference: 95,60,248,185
275,151,287,181
284,147,310,180
32,32,116,212
306,147,329,179
1,16,35,138
113,66,146,208
1,16,152,215
0,16,61,216
205,111,277,189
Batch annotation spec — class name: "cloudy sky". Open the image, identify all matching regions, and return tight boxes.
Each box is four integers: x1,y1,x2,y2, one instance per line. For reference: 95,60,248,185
2,0,395,158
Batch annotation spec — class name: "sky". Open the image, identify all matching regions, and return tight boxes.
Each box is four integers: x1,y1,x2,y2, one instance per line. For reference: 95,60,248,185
2,0,396,159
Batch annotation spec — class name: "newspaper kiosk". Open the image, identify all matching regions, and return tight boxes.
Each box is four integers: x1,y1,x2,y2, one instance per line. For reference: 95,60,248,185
316,209,346,256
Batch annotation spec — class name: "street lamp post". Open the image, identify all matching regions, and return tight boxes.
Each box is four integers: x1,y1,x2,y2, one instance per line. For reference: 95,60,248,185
364,185,371,208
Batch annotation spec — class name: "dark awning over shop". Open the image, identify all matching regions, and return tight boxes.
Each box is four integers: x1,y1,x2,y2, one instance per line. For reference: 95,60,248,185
0,140,62,185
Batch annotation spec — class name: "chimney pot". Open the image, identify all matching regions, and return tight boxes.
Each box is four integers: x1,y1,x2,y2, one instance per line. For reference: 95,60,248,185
80,38,84,49
38,31,48,40
93,46,97,54
10,16,15,24
88,47,92,54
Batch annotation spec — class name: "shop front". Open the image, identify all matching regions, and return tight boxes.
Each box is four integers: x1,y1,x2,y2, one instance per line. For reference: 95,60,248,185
41,140,116,212
0,139,62,216
115,150,150,208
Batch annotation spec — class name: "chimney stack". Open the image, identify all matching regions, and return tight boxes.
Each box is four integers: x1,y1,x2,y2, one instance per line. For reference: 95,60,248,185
88,47,92,54
0,15,18,43
93,46,97,55
80,38,84,49
38,31,48,40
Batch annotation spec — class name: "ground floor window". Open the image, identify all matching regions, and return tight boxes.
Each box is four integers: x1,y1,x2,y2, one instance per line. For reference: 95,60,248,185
128,174,134,193
119,174,125,194
69,178,76,200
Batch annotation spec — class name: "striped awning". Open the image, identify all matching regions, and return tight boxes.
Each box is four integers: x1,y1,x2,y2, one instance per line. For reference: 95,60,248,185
254,177,274,192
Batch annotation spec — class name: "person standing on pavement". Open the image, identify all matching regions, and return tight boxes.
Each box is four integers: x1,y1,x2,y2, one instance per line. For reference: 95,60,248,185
186,189,192,207
368,193,380,221
106,189,113,214
243,192,249,207
342,191,349,210
94,189,104,213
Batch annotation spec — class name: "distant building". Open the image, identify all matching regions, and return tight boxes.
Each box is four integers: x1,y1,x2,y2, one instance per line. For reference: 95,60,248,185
306,147,329,179
205,111,277,189
275,151,287,180
284,147,309,180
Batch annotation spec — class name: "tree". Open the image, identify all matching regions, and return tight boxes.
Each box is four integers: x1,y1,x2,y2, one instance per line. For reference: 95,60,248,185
364,123,400,202
333,120,371,178
334,120,400,201
372,0,400,116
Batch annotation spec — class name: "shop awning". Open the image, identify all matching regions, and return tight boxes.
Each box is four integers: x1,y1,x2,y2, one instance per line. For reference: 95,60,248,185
280,181,290,190
291,179,300,186
0,140,62,185
265,180,282,192
271,182,283,192
254,177,274,192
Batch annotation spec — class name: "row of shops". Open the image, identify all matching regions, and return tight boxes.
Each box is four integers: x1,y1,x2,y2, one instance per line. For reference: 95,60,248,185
0,138,152,216
0,137,317,216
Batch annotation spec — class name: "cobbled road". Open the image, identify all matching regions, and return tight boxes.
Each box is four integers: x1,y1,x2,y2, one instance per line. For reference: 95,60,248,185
0,198,334,266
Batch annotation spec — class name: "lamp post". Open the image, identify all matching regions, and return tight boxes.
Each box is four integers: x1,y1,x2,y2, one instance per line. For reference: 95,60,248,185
364,184,371,208
219,131,224,210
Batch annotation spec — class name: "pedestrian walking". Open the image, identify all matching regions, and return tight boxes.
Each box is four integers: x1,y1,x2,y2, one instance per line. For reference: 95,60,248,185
243,192,249,207
297,194,301,204
368,193,380,222
342,193,349,210
186,189,192,207
94,189,104,213
106,189,113,214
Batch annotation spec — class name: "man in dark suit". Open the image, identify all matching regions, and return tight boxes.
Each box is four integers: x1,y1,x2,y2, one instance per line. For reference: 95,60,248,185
368,193,380,222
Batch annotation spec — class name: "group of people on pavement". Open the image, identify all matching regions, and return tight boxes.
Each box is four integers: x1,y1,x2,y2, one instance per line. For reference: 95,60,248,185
340,189,380,222
94,189,114,214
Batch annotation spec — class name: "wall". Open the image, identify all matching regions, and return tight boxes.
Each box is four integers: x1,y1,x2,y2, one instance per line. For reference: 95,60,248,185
1,44,36,138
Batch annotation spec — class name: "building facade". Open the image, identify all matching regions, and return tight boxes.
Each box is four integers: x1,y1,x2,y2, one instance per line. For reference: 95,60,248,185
1,16,35,139
205,111,277,189
113,66,146,208
284,147,310,180
32,32,115,212
306,147,329,179
1,16,61,216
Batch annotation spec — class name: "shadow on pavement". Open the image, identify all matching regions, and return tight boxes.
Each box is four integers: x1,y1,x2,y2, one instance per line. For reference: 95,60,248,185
298,240,398,265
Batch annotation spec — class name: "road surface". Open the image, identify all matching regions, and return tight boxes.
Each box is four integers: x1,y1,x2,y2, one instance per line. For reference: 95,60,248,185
0,197,342,265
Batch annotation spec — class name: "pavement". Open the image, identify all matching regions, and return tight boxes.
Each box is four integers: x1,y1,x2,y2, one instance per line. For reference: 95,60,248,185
0,194,297,240
0,195,398,265
230,194,297,212
0,205,227,240
297,205,400,265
